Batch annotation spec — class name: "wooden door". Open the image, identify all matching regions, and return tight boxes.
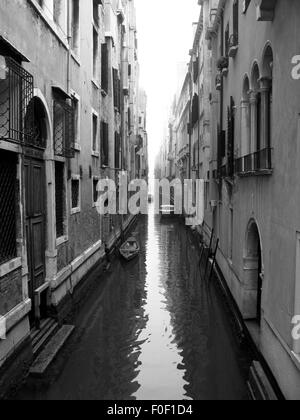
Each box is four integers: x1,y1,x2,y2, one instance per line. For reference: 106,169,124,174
24,157,46,324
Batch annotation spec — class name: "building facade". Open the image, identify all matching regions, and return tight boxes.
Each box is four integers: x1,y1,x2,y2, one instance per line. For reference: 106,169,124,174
157,0,300,400
205,0,300,400
0,0,147,396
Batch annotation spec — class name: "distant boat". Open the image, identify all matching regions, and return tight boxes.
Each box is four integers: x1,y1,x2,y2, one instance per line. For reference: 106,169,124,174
119,237,140,261
160,204,175,217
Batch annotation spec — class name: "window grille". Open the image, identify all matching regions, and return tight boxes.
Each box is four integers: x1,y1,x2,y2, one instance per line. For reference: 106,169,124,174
53,97,75,158
0,56,34,145
0,151,17,264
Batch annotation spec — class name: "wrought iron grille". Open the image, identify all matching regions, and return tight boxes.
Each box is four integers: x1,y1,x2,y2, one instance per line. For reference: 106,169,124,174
0,56,34,145
0,151,17,264
55,162,65,238
53,98,75,158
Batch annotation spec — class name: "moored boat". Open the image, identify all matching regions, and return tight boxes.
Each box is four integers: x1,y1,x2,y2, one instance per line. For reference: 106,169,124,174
119,237,140,261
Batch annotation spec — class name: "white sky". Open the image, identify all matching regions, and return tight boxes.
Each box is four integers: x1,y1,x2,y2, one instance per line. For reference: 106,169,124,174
135,0,201,172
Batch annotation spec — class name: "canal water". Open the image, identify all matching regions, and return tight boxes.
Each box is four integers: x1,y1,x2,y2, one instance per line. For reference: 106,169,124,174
14,207,250,400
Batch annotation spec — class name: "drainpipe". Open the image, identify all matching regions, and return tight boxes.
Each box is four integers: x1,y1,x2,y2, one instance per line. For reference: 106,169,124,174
67,0,72,95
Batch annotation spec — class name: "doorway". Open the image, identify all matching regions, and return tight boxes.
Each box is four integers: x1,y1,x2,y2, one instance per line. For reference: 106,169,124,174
244,220,263,325
24,156,47,326
24,96,48,327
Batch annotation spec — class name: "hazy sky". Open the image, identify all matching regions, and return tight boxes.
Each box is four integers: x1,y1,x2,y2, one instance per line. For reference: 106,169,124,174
135,0,201,171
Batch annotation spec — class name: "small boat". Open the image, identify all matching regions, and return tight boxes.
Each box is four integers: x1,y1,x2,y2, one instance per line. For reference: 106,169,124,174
119,237,140,261
160,204,175,217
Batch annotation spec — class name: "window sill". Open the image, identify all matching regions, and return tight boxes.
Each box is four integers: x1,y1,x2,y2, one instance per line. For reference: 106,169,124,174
236,169,273,178
0,257,22,278
56,236,69,247
27,0,69,50
222,68,229,77
92,80,100,90
74,143,81,152
71,207,81,215
291,352,300,372
92,151,100,158
229,45,239,58
71,51,81,66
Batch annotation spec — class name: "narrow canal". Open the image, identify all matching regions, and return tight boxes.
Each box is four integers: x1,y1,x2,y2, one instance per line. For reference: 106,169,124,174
14,207,250,400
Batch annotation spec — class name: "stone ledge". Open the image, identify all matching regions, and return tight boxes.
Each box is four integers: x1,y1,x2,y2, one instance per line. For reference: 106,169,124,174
5,299,31,334
0,258,22,278
51,239,103,291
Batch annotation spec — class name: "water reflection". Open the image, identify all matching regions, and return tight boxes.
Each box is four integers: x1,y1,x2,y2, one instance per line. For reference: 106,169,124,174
14,206,249,400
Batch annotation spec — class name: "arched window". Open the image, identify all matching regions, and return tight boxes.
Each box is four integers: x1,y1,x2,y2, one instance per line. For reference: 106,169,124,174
24,97,47,149
250,63,261,155
241,76,251,156
261,45,273,151
233,0,239,43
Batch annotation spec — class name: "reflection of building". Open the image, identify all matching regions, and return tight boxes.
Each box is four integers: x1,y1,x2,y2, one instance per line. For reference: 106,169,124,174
0,0,145,396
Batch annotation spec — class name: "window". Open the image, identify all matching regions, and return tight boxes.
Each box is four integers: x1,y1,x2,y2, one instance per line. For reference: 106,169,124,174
192,94,199,127
204,181,209,210
225,24,230,58
93,28,99,82
55,162,65,238
53,95,75,158
128,107,131,132
71,0,80,54
0,57,34,145
0,151,17,264
229,208,233,260
243,0,251,13
115,132,121,169
92,112,99,154
53,0,67,33
101,43,109,93
193,57,199,83
71,93,80,149
93,177,99,205
93,0,101,27
231,0,239,47
113,68,121,111
71,176,80,213
101,121,109,167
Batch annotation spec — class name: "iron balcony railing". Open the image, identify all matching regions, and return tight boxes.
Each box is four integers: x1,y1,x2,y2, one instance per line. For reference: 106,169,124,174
0,56,34,146
235,147,273,175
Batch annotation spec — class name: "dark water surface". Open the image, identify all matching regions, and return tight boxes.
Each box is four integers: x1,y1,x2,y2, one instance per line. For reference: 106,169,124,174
14,208,250,400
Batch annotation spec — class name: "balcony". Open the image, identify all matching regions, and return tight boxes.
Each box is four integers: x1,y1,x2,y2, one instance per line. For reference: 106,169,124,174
228,33,239,58
0,56,35,147
235,148,273,176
